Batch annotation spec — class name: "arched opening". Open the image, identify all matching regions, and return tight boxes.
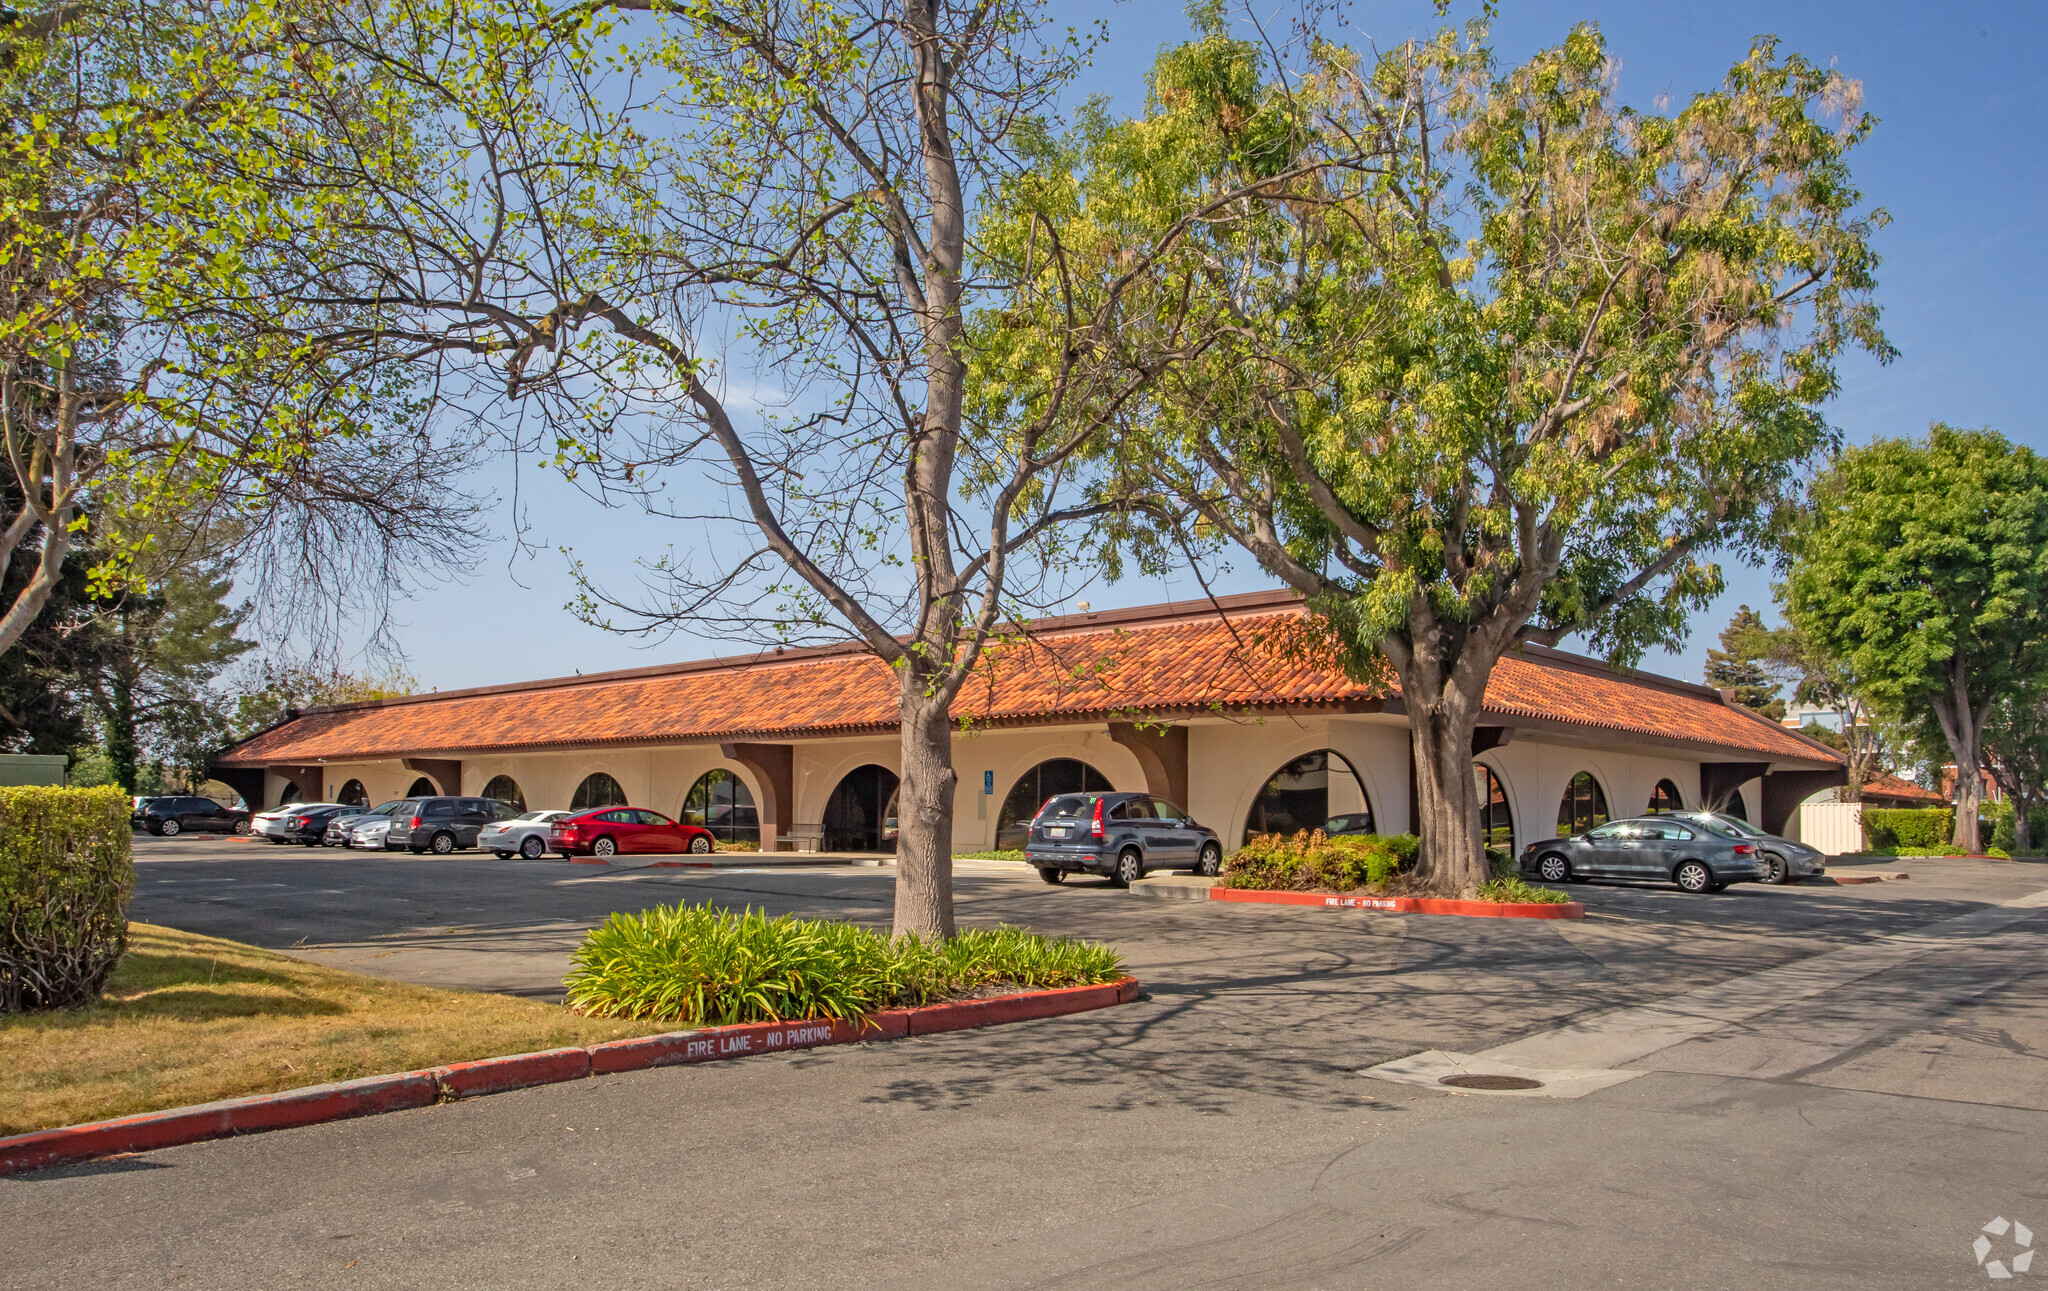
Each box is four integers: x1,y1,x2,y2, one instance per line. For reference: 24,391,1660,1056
684,769,759,845
278,781,301,807
482,775,526,811
337,779,369,807
570,772,628,812
1556,771,1610,836
1725,789,1749,823
1647,779,1684,814
996,759,1112,850
823,764,899,852
406,777,437,798
1476,764,1514,851
1243,750,1371,846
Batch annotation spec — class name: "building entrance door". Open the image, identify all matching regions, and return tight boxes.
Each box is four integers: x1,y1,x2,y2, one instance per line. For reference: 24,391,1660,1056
823,764,900,852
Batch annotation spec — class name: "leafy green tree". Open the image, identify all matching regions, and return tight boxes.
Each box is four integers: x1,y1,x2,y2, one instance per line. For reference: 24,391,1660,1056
1983,690,2048,855
1784,427,2048,851
1704,607,1786,721
226,660,417,740
1077,22,1889,892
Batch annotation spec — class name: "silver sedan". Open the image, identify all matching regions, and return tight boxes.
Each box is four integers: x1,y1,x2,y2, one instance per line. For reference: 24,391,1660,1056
477,810,573,859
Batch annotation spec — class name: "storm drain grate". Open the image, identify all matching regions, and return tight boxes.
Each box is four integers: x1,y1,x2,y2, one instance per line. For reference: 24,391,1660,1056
1439,1073,1545,1091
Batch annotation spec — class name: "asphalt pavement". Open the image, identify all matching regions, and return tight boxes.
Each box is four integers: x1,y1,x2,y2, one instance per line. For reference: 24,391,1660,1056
4,835,2044,1288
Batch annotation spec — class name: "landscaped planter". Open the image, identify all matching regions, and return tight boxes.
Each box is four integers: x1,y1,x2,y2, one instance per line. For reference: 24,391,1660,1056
1209,888,1583,919
0,977,1140,1176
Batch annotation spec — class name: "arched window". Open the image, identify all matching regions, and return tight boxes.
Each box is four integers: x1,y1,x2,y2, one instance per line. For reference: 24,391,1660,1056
996,759,1113,850
278,781,301,807
823,764,899,852
684,769,758,844
1725,789,1749,823
482,775,526,811
1476,764,1514,851
1556,771,1610,836
337,779,369,807
406,777,437,797
571,772,628,812
1243,750,1371,846
1647,779,1684,814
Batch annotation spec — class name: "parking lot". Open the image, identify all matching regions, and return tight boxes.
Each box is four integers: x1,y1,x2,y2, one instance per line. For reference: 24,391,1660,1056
6,834,2045,1288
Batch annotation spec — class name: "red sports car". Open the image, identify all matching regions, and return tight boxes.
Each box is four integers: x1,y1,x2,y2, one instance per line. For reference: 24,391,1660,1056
549,808,715,859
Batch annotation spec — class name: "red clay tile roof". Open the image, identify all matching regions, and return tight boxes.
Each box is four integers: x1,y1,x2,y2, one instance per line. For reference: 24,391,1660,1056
1861,772,1946,805
217,598,1841,767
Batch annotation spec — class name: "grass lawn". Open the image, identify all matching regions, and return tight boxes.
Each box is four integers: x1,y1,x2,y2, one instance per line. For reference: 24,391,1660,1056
1,923,658,1137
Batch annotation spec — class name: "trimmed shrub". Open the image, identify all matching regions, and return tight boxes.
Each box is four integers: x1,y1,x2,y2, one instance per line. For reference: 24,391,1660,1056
1220,831,1405,892
0,786,134,1012
563,904,1124,1025
1863,807,1953,850
1986,803,2048,856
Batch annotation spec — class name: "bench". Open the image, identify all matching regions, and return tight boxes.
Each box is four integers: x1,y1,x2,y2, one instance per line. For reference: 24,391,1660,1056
778,822,825,853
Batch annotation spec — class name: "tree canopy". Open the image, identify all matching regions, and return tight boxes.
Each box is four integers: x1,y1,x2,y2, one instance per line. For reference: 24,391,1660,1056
1784,425,2048,850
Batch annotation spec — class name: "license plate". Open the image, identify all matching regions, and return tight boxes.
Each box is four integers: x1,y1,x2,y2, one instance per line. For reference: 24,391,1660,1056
1048,827,1068,838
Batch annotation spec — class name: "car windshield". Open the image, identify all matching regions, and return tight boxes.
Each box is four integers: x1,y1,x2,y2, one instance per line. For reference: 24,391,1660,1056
515,810,556,822
1040,796,1094,819
362,801,403,816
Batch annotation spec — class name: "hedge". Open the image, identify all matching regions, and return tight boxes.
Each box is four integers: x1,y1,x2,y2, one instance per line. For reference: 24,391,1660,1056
1862,807,1953,851
0,786,134,1012
1219,831,1413,892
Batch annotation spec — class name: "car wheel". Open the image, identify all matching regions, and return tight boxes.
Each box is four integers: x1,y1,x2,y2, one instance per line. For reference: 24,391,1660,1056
689,834,713,855
1110,848,1142,888
1194,843,1222,878
302,839,319,847
1537,853,1571,883
160,819,181,837
1038,866,1066,885
430,831,456,855
1760,852,1790,885
1674,860,1715,894
593,837,617,858
493,850,514,859
520,835,546,860
233,820,251,836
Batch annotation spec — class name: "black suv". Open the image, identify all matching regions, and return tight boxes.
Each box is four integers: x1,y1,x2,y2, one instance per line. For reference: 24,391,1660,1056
141,796,252,836
383,796,523,855
1022,790,1222,887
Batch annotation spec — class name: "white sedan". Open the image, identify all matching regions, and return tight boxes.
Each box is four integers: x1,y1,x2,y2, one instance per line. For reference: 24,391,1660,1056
252,803,342,843
348,816,397,849
478,810,573,859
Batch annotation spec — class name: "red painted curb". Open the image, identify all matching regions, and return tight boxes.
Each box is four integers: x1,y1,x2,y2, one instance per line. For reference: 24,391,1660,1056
433,1047,591,1099
1208,888,1584,919
0,1071,437,1176
0,976,1140,1175
906,980,1128,1036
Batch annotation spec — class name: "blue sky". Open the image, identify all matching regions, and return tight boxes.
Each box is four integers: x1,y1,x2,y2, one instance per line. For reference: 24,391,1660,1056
369,0,2047,693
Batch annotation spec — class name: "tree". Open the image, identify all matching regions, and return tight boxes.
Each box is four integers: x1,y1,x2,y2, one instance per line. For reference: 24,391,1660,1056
1086,22,1889,892
1704,606,1786,720
247,0,1268,938
226,659,417,740
1983,689,2048,855
1785,427,2048,851
0,0,486,667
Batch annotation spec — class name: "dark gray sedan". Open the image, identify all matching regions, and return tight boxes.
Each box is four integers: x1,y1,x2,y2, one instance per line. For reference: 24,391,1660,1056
1518,813,1795,893
1022,790,1223,887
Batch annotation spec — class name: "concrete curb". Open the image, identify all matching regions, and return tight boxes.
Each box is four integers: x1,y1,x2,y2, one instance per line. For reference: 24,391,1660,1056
0,977,1138,1177
1208,888,1584,919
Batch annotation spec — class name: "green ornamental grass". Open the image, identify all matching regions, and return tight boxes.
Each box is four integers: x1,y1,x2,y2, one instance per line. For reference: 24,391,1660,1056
563,904,1125,1026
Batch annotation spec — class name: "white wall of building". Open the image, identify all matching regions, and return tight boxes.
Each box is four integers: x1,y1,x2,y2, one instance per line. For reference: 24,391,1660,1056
1472,740,1707,851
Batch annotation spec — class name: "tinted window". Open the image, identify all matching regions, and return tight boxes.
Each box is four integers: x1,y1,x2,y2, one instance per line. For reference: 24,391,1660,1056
597,809,632,824
1649,823,1695,841
1150,800,1187,822
425,800,459,817
391,800,422,818
1108,799,1139,820
1041,796,1091,819
637,810,673,826
1584,821,1632,840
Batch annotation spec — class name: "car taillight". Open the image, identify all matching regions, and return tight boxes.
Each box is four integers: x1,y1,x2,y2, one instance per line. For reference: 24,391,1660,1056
1089,799,1105,840
1733,843,1756,855
291,816,310,828
408,815,423,829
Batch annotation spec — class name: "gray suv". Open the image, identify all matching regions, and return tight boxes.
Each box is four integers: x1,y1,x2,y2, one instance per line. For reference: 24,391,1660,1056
383,796,522,854
1022,790,1222,887
1518,812,1818,893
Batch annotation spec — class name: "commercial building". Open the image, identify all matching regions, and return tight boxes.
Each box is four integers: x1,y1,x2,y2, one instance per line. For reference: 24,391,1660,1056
212,591,1844,852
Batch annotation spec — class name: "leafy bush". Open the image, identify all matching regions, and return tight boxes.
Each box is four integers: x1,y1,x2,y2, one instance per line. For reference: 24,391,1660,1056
714,839,759,852
1,787,134,1012
955,849,1028,861
1986,803,2048,855
563,904,1124,1025
1219,831,1406,891
1863,807,1953,850
1475,873,1571,904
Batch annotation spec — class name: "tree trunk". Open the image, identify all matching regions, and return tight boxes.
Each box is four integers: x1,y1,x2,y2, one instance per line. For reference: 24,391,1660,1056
1393,636,1493,895
893,673,958,941
107,675,138,794
2015,799,2033,856
1931,659,1985,853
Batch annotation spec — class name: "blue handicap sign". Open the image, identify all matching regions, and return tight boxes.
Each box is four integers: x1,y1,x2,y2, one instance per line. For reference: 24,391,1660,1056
983,770,995,794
